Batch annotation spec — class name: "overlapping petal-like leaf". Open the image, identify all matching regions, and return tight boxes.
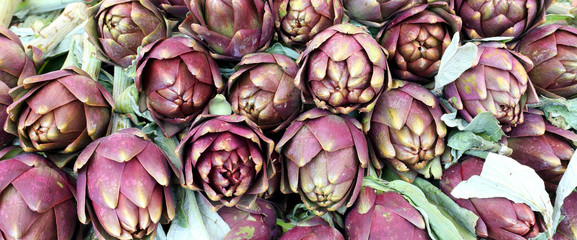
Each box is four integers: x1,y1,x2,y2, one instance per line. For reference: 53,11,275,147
218,198,280,240
0,81,13,147
74,128,177,240
0,26,38,88
443,42,539,132
345,187,429,240
295,24,391,114
136,37,224,137
280,216,344,240
86,0,169,68
151,0,188,19
0,151,77,240
5,67,113,158
516,23,577,98
273,0,343,47
554,191,577,240
378,2,462,83
180,0,275,60
228,53,302,133
440,156,544,239
277,108,369,215
176,114,275,210
343,0,424,27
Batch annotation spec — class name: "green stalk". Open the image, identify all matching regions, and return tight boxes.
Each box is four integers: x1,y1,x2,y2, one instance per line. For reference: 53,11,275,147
0,0,21,27
60,34,82,69
111,66,133,133
81,35,101,80
15,0,81,16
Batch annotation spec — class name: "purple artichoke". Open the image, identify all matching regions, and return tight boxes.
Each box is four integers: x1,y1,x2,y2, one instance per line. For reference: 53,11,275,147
444,42,539,132
277,108,369,215
151,0,188,19
135,37,224,137
345,187,430,239
5,67,113,158
273,0,343,47
515,23,577,98
365,81,446,182
74,128,176,239
280,216,344,240
218,198,280,240
507,110,577,192
295,24,391,114
453,0,552,39
228,53,302,133
0,26,38,88
441,156,544,239
0,151,77,240
554,191,577,240
86,0,169,68
342,0,424,27
378,2,462,84
176,114,275,210
180,0,275,60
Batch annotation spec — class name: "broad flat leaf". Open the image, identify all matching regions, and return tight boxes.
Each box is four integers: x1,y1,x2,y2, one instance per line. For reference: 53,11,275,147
432,33,477,96
450,153,554,238
553,151,577,231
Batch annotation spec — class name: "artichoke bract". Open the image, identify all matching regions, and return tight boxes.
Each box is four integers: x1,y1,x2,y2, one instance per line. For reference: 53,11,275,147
553,191,577,240
515,24,577,98
453,0,552,39
441,156,544,239
86,0,169,68
444,42,539,132
345,187,429,240
228,53,302,133
0,26,37,88
343,0,424,27
277,109,369,215
180,0,275,60
280,216,344,240
507,111,577,192
176,114,275,210
365,81,446,182
150,0,188,19
295,24,391,114
218,198,280,240
74,128,177,239
0,81,14,147
378,2,462,84
273,0,343,47
0,151,77,240
5,67,113,156
135,37,224,138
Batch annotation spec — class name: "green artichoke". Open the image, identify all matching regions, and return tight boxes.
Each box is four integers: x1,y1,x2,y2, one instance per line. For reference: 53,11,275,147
295,24,391,114
277,108,368,215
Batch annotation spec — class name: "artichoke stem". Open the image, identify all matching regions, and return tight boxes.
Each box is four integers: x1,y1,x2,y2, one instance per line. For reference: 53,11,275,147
111,66,133,132
60,34,82,69
81,35,101,80
25,2,88,55
0,0,20,27
14,0,80,16
546,2,573,15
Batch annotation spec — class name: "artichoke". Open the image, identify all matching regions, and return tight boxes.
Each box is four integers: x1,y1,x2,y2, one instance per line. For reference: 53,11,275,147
454,0,552,39
5,67,113,161
554,191,577,240
507,110,577,192
0,81,14,147
515,23,577,98
342,0,424,27
440,156,544,239
273,0,343,47
176,114,275,210
135,37,224,137
364,81,446,182
280,216,344,240
150,0,188,19
378,2,462,84
218,198,280,240
295,24,391,114
74,128,177,239
277,108,369,215
0,151,77,240
180,0,275,60
444,42,539,132
345,187,430,239
0,26,38,88
228,53,302,133
86,0,169,68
